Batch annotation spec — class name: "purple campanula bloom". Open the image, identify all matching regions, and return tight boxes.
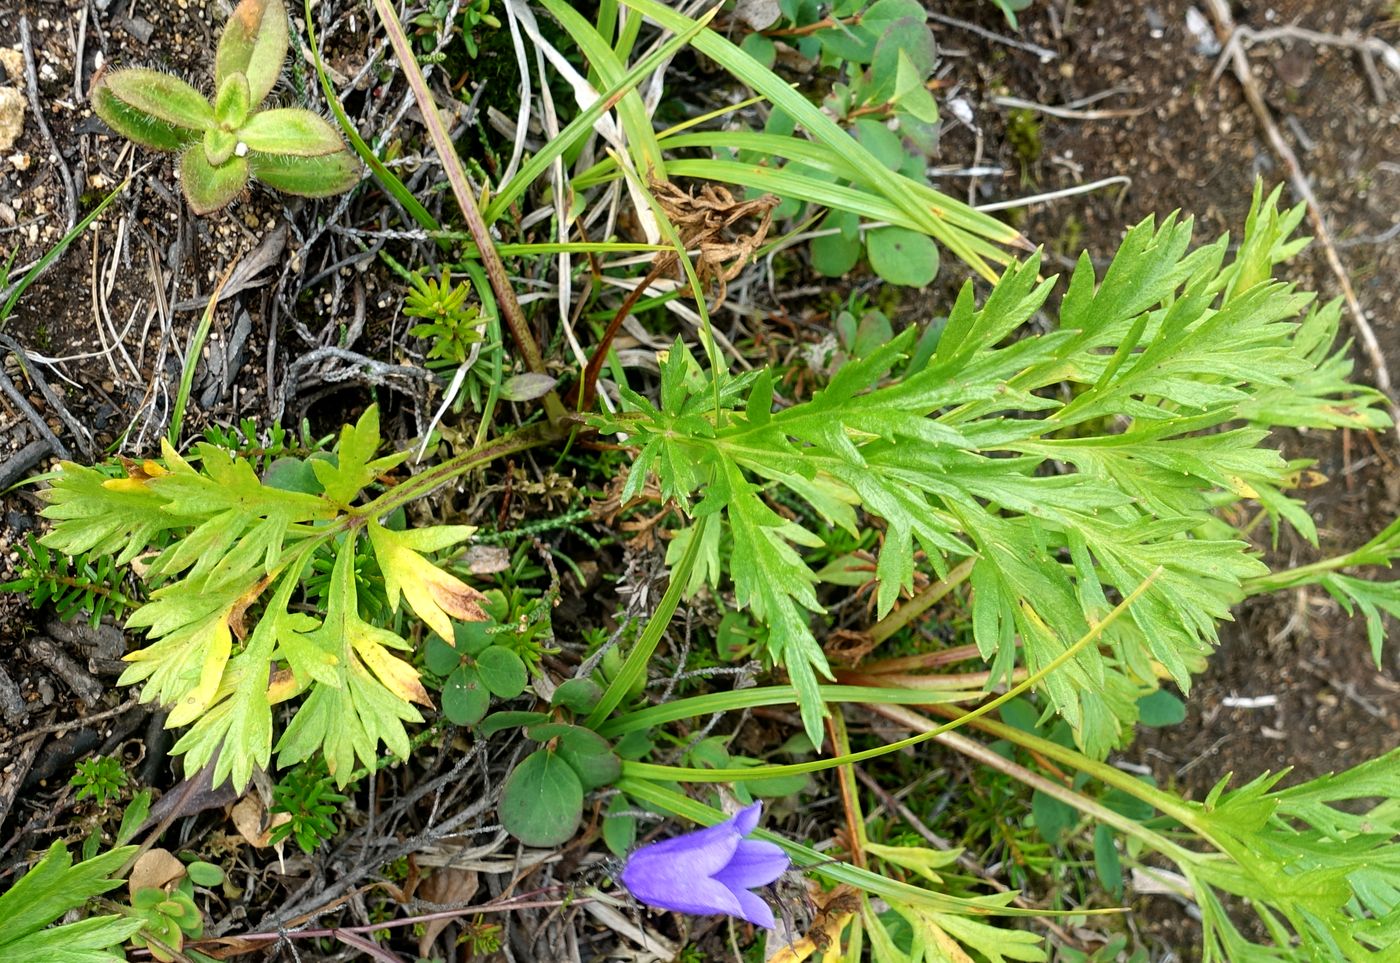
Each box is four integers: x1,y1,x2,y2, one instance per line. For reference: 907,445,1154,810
621,801,791,928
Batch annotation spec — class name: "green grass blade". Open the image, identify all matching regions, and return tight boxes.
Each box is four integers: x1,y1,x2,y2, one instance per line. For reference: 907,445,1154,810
485,8,715,224
539,0,665,180
617,0,1023,280
0,179,129,327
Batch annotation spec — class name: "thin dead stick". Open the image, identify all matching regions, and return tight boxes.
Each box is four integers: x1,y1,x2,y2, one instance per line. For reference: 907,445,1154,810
16,695,143,742
371,0,564,425
992,94,1150,120
1204,0,1397,434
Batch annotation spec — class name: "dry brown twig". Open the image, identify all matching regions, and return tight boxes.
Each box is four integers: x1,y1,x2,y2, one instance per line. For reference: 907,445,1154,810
1204,0,1398,437
576,179,777,407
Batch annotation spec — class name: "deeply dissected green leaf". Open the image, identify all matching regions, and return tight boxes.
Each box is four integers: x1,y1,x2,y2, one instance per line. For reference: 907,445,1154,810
310,405,409,507
367,518,487,642
169,560,313,788
600,197,1391,756
275,537,425,784
1320,574,1400,667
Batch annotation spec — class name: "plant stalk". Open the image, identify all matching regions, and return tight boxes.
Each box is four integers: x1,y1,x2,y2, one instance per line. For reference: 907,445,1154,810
371,0,565,424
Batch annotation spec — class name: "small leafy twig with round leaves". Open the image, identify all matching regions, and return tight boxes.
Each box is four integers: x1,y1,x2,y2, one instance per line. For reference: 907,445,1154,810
91,0,358,214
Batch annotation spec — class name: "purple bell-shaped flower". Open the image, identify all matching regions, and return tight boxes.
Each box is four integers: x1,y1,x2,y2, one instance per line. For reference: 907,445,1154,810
621,802,791,928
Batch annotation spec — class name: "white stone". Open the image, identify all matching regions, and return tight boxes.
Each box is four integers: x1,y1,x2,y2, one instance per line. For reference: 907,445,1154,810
0,86,22,152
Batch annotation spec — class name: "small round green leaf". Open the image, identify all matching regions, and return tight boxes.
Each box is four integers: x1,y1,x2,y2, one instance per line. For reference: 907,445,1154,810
500,749,583,847
555,726,621,791
602,793,636,857
811,230,862,278
478,646,527,698
262,456,323,495
853,117,905,171
479,710,550,737
524,722,575,742
424,634,462,676
740,32,776,69
1032,788,1074,846
1137,689,1187,727
1093,824,1123,899
185,861,224,887
551,677,603,713
442,666,490,725
867,226,939,287
453,619,495,656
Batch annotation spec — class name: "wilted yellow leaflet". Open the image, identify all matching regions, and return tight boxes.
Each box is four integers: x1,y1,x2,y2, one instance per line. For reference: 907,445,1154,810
162,602,236,728
366,518,488,641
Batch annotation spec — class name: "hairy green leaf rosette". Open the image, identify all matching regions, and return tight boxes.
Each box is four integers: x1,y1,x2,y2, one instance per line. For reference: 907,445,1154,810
214,72,252,130
248,150,360,198
217,0,290,105
98,68,215,131
181,146,249,215
88,0,357,213
91,81,201,152
238,109,346,156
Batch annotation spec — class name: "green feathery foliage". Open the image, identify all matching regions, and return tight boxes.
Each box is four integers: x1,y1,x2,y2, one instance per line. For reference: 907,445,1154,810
599,186,1391,751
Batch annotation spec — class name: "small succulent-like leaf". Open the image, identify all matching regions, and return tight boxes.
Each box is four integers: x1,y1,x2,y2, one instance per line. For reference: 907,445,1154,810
237,108,345,157
442,666,490,725
214,72,252,130
100,68,215,131
203,128,237,167
500,748,583,846
216,0,289,105
91,82,199,152
248,150,360,198
180,145,249,215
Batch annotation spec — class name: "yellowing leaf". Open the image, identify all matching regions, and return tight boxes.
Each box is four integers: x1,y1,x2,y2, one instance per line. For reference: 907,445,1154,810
367,519,486,641
166,605,234,728
355,629,432,707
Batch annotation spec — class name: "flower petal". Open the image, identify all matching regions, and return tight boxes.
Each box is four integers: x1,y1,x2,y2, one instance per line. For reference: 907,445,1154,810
713,838,790,890
728,887,777,929
623,872,747,920
731,801,763,836
622,823,739,883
